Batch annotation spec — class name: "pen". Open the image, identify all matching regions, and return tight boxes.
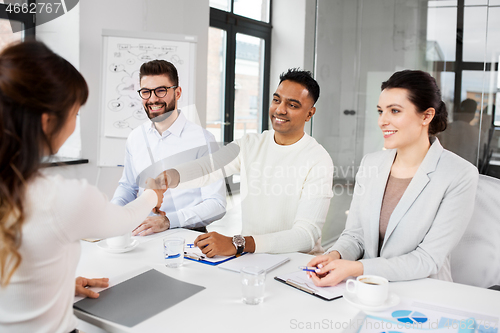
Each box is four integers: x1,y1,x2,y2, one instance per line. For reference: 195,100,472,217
298,266,319,272
186,243,208,248
184,252,205,260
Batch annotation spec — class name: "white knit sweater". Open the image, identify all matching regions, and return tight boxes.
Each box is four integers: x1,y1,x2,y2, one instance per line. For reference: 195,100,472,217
0,175,156,333
177,131,334,253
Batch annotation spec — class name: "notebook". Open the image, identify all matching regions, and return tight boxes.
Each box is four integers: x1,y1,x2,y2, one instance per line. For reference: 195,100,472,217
74,269,205,327
218,253,290,273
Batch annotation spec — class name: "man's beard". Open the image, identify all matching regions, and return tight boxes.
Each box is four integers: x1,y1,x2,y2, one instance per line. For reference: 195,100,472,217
145,101,176,123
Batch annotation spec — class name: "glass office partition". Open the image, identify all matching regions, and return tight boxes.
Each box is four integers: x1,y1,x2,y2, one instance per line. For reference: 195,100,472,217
313,0,499,246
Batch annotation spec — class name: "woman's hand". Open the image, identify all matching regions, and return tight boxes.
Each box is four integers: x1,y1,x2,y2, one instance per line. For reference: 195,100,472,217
308,259,364,287
75,277,109,298
155,169,180,189
145,174,167,214
306,251,341,269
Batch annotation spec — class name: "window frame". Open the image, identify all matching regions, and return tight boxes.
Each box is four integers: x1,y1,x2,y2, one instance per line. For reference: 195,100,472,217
431,0,499,110
430,0,499,172
209,2,273,144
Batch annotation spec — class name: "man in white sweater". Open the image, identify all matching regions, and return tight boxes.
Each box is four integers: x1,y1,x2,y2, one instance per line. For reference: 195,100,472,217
163,69,334,256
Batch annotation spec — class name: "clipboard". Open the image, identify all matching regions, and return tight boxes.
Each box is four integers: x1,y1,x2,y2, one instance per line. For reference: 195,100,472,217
274,270,345,301
184,245,247,266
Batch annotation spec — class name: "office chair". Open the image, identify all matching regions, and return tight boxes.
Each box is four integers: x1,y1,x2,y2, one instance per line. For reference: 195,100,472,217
450,174,500,289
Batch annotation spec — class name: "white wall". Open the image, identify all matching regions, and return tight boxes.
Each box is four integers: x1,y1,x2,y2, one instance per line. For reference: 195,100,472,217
270,0,306,91
36,5,79,69
269,0,312,132
36,5,81,159
44,0,209,198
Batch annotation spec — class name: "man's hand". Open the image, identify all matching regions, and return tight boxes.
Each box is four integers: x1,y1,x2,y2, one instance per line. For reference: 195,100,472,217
75,277,109,299
194,232,237,257
132,216,170,236
155,169,180,189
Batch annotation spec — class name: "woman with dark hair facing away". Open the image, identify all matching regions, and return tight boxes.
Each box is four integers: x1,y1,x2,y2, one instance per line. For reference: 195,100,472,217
307,70,478,286
0,41,163,332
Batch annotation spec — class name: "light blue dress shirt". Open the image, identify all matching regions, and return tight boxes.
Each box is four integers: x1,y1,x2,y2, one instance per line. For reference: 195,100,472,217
111,111,226,229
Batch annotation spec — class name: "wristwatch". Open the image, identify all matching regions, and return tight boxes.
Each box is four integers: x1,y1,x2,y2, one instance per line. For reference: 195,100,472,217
232,235,245,255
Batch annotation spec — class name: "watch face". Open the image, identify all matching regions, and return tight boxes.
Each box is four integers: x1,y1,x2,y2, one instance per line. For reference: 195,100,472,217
233,235,245,247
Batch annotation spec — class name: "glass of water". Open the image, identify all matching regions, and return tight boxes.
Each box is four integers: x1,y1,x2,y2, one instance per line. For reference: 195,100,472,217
163,237,184,268
241,266,265,305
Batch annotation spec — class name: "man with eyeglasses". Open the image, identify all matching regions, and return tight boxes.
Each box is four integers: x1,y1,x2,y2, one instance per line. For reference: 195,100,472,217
111,60,226,235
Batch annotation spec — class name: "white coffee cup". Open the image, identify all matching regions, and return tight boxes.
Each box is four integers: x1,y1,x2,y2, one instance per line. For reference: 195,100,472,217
106,232,132,249
346,275,389,306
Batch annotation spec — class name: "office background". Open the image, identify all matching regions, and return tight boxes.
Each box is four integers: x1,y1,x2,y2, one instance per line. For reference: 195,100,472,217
0,0,498,247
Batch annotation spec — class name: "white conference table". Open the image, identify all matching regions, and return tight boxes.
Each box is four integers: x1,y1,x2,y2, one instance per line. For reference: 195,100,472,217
75,229,500,333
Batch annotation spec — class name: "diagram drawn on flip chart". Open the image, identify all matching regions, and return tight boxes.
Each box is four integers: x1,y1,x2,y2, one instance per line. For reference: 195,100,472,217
98,30,196,166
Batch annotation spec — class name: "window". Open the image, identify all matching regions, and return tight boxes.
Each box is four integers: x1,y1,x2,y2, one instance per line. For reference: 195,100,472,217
207,0,272,191
427,0,498,172
206,0,272,144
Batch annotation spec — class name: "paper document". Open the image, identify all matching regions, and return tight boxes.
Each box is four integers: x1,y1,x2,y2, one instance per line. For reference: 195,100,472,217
356,315,476,333
275,270,346,301
344,298,499,333
218,253,290,273
184,245,246,265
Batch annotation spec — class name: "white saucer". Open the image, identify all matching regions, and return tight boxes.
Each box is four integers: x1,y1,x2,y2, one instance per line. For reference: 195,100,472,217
97,239,138,254
343,290,400,312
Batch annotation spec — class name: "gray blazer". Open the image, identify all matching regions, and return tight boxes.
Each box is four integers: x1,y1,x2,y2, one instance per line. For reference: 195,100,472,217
328,138,478,281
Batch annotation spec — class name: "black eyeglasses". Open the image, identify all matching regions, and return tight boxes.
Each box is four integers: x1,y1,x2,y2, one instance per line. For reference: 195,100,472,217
137,85,177,100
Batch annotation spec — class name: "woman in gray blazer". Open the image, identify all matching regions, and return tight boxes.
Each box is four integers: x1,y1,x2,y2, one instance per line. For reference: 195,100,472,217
307,70,478,286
